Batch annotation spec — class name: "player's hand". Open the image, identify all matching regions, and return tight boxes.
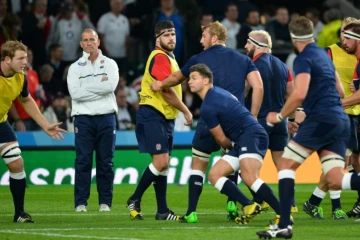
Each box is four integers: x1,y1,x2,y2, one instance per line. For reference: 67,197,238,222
15,120,26,132
43,122,67,140
266,112,280,125
183,110,193,126
288,122,299,135
295,111,306,124
150,81,163,92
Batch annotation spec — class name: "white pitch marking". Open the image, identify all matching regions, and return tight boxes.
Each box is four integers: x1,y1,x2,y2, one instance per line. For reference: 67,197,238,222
0,230,141,240
2,226,251,232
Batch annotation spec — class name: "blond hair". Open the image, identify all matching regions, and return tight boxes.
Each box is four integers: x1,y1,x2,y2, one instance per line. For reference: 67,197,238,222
249,30,273,50
342,17,358,27
1,40,28,61
202,21,227,43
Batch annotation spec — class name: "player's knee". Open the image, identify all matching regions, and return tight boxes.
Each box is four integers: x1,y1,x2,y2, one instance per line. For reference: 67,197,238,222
239,170,256,187
1,142,22,165
321,155,345,189
282,142,310,164
208,168,218,185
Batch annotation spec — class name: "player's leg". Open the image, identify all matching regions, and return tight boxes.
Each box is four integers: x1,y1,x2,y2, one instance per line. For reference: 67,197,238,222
303,173,327,219
208,150,256,219
181,119,214,222
153,119,178,220
74,115,96,212
128,107,175,220
0,121,33,223
256,140,312,239
238,128,280,223
347,123,360,218
94,114,116,212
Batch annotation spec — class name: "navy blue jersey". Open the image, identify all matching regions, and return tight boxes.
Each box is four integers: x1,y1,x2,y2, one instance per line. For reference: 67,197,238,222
200,86,258,142
246,53,291,117
181,45,258,103
293,43,344,118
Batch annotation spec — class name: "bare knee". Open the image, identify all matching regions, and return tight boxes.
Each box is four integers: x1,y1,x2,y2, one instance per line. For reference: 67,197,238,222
7,158,24,173
192,157,209,172
152,154,170,172
208,168,220,185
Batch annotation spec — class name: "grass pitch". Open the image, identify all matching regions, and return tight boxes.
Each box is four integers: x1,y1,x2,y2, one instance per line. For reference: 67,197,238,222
0,184,359,240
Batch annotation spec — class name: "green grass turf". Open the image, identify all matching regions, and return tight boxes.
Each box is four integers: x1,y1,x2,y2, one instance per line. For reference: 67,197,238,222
0,184,359,240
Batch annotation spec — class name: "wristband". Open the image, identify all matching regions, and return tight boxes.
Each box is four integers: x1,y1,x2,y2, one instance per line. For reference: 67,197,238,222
276,113,284,122
288,117,295,122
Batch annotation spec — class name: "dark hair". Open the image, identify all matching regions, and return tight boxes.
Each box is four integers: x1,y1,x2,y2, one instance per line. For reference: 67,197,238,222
49,44,62,52
154,20,175,36
289,16,313,37
344,22,360,35
189,64,213,83
225,3,237,13
201,11,213,18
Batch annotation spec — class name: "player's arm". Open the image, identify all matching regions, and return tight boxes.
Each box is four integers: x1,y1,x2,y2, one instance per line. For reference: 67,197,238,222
335,71,345,98
67,64,104,101
246,70,263,119
209,125,233,150
280,73,309,119
162,88,193,126
17,79,66,139
342,63,360,106
84,59,119,94
150,55,199,91
150,53,192,125
267,72,310,125
285,68,296,119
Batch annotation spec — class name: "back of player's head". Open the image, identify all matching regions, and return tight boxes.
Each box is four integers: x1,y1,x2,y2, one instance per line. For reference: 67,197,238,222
202,21,227,43
249,30,272,50
289,16,314,41
190,64,213,84
155,20,175,38
1,40,27,61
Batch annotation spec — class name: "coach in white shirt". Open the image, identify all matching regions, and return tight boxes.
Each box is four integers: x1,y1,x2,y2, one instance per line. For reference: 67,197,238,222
67,28,119,213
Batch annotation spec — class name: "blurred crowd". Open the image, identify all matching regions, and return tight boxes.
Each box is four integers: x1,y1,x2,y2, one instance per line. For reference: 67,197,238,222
1,0,360,131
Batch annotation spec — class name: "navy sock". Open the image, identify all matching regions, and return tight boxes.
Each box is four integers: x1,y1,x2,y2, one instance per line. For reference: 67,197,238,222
309,194,323,206
248,187,263,204
186,174,203,215
131,167,157,200
226,173,238,203
329,190,341,211
219,179,253,206
278,178,294,229
10,177,26,215
254,182,281,214
153,174,169,214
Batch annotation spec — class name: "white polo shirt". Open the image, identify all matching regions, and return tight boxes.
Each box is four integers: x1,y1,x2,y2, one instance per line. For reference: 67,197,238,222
67,50,119,116
97,12,130,58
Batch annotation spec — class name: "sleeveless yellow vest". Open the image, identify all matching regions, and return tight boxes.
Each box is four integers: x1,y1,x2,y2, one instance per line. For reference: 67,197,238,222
139,49,182,120
329,44,360,115
0,72,25,123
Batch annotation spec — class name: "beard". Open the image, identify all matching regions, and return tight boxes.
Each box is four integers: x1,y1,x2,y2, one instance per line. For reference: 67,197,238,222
160,40,175,52
293,46,300,55
247,47,255,59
